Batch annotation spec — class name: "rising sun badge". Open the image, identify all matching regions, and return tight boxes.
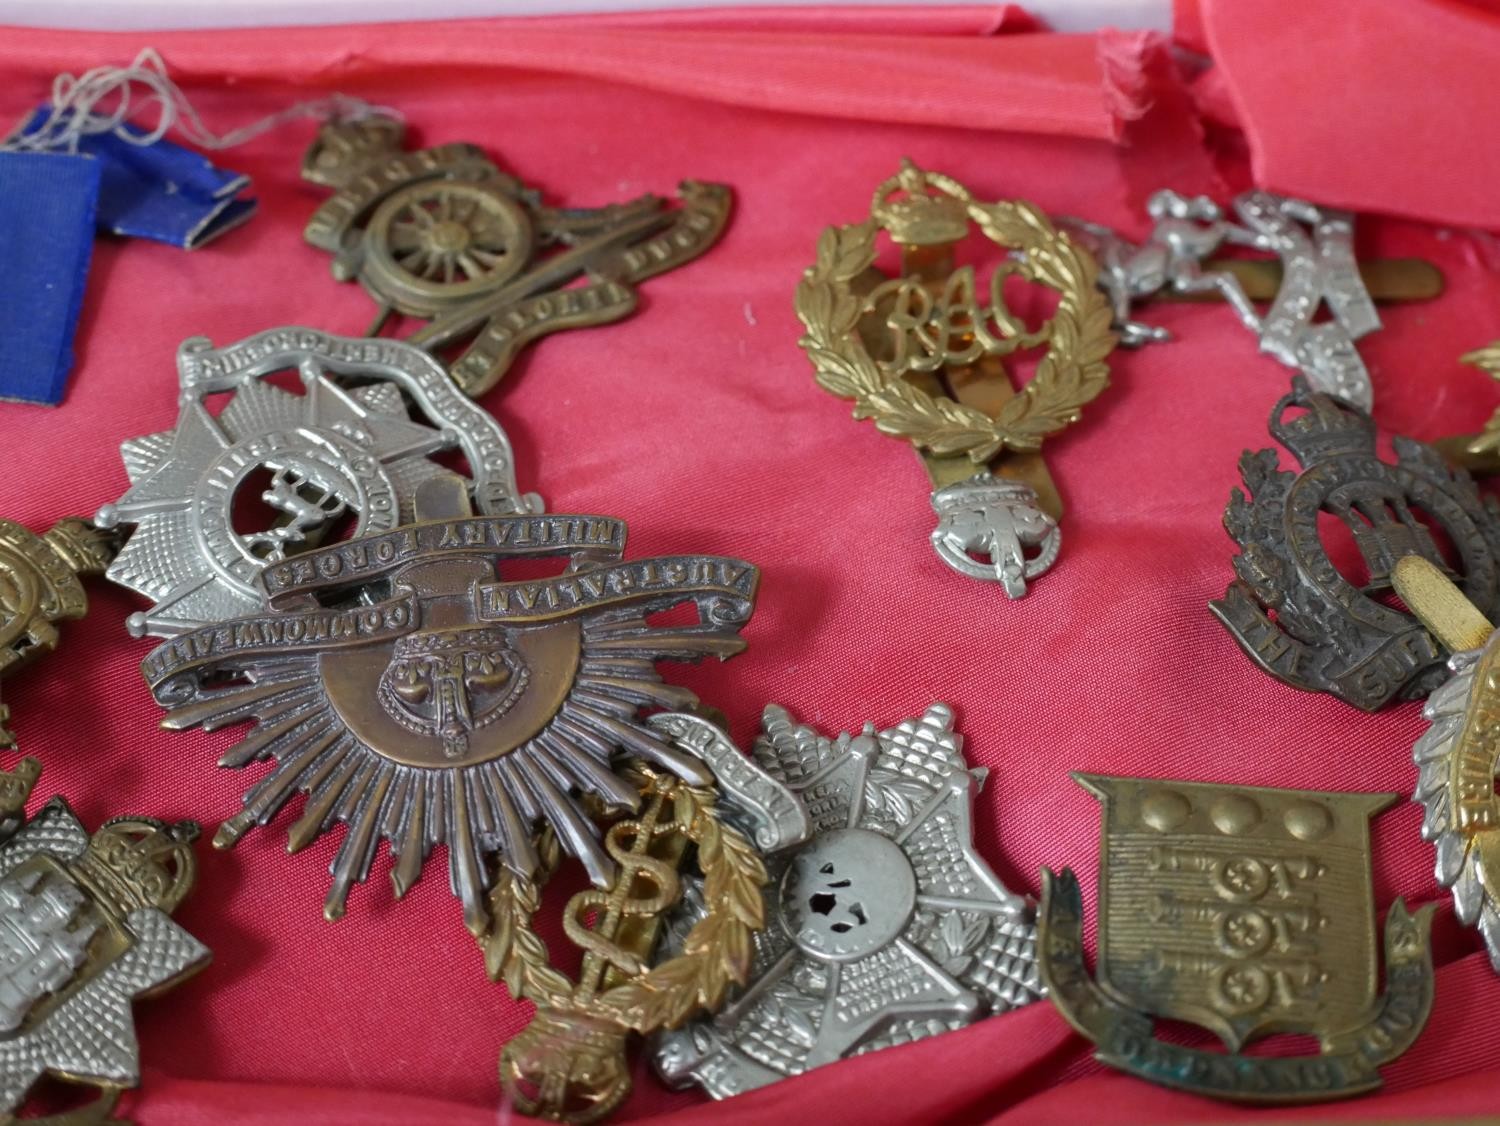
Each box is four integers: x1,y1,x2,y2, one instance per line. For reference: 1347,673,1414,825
141,480,758,934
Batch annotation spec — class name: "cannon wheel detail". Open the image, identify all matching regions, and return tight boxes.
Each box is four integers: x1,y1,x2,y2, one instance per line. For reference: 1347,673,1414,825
364,179,535,315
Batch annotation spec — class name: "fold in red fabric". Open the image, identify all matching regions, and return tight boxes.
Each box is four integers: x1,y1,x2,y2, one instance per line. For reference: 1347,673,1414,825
2,7,1500,1126
1198,0,1500,229
0,13,1130,140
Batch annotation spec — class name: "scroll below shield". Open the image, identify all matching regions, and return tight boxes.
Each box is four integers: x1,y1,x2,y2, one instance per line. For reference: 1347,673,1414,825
1038,774,1434,1103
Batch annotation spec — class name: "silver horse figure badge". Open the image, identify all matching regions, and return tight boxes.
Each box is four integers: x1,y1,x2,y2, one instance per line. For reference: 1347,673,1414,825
653,702,1041,1098
1067,189,1379,411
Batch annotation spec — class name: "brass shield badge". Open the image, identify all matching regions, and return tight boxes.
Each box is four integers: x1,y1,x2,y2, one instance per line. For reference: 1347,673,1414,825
1039,775,1434,1102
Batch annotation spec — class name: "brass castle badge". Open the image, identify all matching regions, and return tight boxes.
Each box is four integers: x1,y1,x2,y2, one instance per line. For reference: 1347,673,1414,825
0,758,209,1124
1039,775,1433,1102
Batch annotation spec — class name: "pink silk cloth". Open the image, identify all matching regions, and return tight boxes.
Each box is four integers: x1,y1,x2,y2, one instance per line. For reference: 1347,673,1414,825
1,4,1499,1122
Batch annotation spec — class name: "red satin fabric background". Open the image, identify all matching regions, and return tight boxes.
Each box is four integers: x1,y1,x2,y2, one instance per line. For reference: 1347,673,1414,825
3,3,1500,1123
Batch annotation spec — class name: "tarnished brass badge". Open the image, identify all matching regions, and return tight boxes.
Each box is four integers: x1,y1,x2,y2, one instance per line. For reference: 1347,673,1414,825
481,714,772,1123
796,159,1116,597
1214,377,1500,711
141,481,758,934
1039,775,1434,1103
301,118,731,398
0,757,210,1124
0,518,116,745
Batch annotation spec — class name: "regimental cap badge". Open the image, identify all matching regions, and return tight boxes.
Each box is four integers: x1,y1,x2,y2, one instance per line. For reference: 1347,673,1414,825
652,703,1042,1100
480,715,781,1122
797,159,1115,599
1038,774,1434,1102
0,516,118,746
143,480,759,935
1213,377,1500,711
300,120,732,398
95,327,538,639
0,759,210,1121
1061,188,1418,411
1393,555,1500,971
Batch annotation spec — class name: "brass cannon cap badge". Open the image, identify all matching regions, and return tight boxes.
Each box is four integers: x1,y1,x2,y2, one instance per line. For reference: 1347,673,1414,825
1039,774,1434,1102
302,118,731,398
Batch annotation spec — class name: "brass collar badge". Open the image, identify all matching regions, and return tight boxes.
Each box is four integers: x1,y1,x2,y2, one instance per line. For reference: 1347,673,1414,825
302,118,730,398
0,518,117,745
1039,775,1434,1102
0,758,209,1124
796,160,1117,598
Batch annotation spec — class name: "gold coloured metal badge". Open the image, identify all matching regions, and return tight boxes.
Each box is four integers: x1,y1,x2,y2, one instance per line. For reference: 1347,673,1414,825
481,719,770,1123
301,118,731,398
0,518,116,745
1039,774,1433,1102
1435,341,1500,473
795,160,1116,597
0,758,210,1125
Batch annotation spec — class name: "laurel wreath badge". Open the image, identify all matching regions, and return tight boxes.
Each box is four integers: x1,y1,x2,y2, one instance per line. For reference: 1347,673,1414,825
795,161,1117,463
479,764,766,1122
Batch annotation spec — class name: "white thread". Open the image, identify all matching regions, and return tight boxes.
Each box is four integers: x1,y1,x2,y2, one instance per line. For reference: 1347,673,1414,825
0,47,399,155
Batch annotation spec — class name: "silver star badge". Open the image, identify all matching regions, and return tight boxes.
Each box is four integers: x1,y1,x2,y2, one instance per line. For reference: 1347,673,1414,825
0,758,209,1118
96,326,538,638
653,703,1041,1098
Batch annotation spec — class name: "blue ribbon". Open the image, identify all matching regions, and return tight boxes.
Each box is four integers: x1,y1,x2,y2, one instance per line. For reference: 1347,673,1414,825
0,151,99,405
21,108,257,249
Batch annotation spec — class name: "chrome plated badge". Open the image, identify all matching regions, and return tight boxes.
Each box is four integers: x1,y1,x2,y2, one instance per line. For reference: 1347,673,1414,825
652,703,1041,1099
95,327,538,638
1067,190,1381,410
930,473,1060,597
1391,555,1500,970
142,481,758,934
1040,775,1434,1103
301,118,731,399
0,757,210,1123
1212,378,1500,711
